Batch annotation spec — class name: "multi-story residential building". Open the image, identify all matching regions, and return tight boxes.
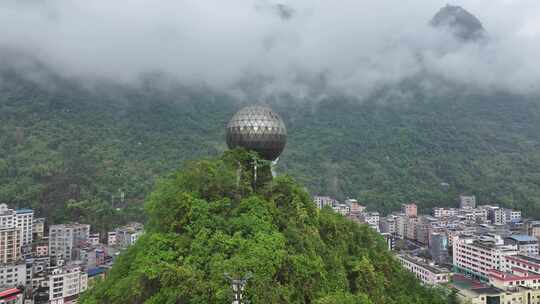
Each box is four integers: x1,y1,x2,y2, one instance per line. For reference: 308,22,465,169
429,232,450,265
115,223,144,248
347,200,366,215
460,195,476,209
15,209,33,247
0,264,26,289
49,223,90,262
396,214,408,239
401,203,417,217
0,205,22,265
481,206,506,225
460,208,488,223
107,232,117,247
313,196,338,209
34,239,49,257
33,218,45,240
48,265,88,304
432,208,459,218
453,234,519,280
406,217,419,240
503,209,522,223
397,254,451,285
88,233,100,246
456,286,540,304
379,215,396,234
332,204,350,216
505,235,539,255
359,212,380,231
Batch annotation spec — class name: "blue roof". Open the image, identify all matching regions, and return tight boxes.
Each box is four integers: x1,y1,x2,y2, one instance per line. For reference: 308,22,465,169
87,267,107,277
508,235,537,242
15,209,34,214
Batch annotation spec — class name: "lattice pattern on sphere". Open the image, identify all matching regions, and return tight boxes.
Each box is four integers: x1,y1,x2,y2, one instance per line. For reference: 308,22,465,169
226,106,287,160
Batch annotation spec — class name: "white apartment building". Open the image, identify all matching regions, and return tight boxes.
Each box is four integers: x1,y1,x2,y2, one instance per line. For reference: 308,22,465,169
396,214,408,239
359,212,380,231
397,254,451,285
481,206,506,225
453,234,519,280
15,209,33,247
379,216,396,234
49,223,90,262
406,217,419,240
460,195,476,209
432,208,459,218
332,204,350,216
0,264,26,289
107,232,117,247
505,235,539,256
313,196,337,209
115,223,144,248
401,203,417,217
504,209,522,223
48,265,88,304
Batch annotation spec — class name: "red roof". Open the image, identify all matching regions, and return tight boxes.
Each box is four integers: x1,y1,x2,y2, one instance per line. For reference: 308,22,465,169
0,288,20,298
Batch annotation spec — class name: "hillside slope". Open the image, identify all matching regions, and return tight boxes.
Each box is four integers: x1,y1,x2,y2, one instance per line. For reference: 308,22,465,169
81,150,448,304
2,70,540,228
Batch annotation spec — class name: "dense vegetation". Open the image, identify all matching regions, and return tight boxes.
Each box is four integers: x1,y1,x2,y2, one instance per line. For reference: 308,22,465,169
2,68,540,231
81,150,448,304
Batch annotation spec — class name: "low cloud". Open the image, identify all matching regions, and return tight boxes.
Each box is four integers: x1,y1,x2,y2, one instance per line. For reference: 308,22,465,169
1,0,540,98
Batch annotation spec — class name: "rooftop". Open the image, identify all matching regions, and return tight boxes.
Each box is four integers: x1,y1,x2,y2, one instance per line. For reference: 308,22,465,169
506,235,537,243
398,254,451,274
15,209,33,214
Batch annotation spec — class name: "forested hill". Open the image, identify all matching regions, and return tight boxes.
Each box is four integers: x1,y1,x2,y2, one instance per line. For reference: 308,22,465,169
2,68,540,229
81,150,450,304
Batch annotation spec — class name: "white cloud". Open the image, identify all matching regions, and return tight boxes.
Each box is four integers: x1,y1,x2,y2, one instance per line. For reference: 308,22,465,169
1,0,540,97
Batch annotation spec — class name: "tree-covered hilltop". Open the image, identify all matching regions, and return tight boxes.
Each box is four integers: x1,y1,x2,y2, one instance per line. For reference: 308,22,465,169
3,69,540,231
81,150,448,304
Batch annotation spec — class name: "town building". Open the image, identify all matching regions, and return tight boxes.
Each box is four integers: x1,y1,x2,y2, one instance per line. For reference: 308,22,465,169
379,215,396,234
48,265,88,304
33,218,45,240
429,232,450,265
49,223,90,262
359,212,380,231
397,254,451,285
453,234,519,280
432,207,459,218
107,232,117,247
460,195,476,209
313,196,338,209
0,264,26,289
505,235,539,255
15,209,33,247
0,205,22,265
115,223,144,248
401,203,418,217
503,209,522,223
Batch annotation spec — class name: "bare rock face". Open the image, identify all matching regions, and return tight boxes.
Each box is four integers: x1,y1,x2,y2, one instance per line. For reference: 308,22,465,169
430,5,486,41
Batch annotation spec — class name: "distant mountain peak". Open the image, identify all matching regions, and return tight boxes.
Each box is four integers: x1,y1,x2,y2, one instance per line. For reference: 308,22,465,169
430,4,486,41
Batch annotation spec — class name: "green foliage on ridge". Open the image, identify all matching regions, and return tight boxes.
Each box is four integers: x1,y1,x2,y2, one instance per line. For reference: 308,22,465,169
81,150,448,304
2,70,540,230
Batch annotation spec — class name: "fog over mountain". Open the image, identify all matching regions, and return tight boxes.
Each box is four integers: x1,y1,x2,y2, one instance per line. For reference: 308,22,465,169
1,0,540,98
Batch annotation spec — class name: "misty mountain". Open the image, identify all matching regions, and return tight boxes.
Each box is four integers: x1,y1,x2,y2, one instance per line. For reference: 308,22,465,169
430,4,486,41
3,65,540,230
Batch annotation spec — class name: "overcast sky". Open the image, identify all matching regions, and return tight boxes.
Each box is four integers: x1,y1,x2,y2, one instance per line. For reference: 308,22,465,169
1,0,540,98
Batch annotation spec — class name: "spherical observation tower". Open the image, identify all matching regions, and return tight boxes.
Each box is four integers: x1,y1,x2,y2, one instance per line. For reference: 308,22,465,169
226,105,287,161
